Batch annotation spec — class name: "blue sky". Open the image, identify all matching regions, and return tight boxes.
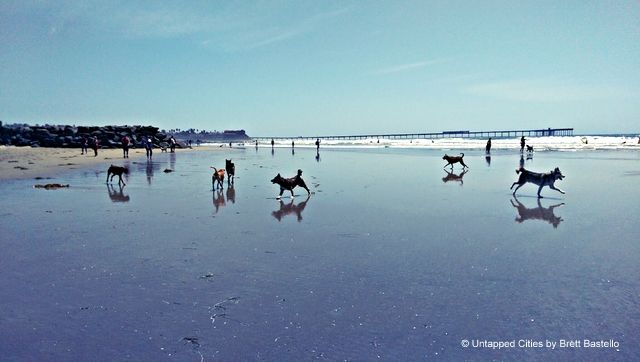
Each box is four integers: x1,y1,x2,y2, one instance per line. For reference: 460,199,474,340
1,1,639,136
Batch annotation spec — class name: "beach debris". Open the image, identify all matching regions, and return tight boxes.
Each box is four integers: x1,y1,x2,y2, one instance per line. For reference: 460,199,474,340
199,273,215,280
182,336,200,346
163,168,173,173
34,183,70,189
14,166,28,170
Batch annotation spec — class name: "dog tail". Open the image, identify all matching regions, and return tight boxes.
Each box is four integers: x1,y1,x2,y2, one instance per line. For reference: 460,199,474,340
459,153,464,157
210,166,217,172
297,169,303,176
516,167,524,174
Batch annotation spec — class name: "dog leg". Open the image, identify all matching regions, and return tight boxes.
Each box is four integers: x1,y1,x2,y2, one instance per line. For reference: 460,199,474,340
277,188,285,199
537,185,545,198
550,185,565,194
290,189,295,198
106,173,111,184
512,183,523,195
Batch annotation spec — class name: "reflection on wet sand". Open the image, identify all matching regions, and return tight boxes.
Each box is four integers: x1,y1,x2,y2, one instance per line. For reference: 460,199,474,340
132,160,163,186
510,196,564,228
485,155,491,166
442,169,468,185
107,184,130,202
315,151,321,162
226,185,235,204
272,196,310,222
212,189,226,213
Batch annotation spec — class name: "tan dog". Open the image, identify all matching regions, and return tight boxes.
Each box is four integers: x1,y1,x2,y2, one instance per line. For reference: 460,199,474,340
442,153,468,170
211,167,225,189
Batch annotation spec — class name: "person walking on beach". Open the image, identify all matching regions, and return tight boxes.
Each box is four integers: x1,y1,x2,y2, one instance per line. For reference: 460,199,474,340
315,138,320,151
485,137,492,154
121,135,130,158
81,137,88,155
145,137,153,159
91,136,99,157
520,136,526,153
291,140,295,149
271,139,275,149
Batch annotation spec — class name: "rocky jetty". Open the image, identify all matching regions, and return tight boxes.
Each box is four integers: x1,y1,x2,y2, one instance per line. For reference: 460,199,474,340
0,123,170,149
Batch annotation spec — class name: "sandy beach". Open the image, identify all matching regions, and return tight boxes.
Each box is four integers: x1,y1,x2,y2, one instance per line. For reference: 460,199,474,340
0,145,224,181
1,146,639,360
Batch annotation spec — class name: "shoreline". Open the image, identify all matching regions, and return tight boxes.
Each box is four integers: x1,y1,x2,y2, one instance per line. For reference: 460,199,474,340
0,145,221,181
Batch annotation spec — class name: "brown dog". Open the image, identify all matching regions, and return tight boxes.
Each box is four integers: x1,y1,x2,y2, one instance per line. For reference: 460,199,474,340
106,165,129,186
442,153,468,170
211,167,225,189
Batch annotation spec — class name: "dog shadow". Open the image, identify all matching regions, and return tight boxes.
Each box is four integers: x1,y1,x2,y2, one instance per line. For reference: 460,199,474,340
271,195,310,222
107,184,130,203
510,196,564,228
442,169,468,185
212,189,226,213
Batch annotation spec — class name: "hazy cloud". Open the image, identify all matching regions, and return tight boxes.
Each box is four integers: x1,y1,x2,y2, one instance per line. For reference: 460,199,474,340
465,79,640,102
374,59,444,75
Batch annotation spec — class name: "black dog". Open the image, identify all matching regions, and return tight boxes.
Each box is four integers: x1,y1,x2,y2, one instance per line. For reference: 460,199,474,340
442,153,468,170
106,165,129,186
271,169,310,199
526,145,534,152
225,159,235,185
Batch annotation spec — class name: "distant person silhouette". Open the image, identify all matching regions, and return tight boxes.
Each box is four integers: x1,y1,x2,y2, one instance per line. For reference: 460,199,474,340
145,137,153,159
121,135,130,158
485,137,492,154
315,138,320,151
81,137,88,155
91,136,99,157
520,136,526,153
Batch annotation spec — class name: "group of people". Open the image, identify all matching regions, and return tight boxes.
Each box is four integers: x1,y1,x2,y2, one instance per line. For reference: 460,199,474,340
485,136,528,154
81,135,159,159
266,138,321,151
80,136,100,157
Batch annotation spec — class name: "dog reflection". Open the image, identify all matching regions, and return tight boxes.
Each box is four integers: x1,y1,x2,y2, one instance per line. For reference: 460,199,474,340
272,196,310,222
212,189,226,213
107,184,130,202
510,196,564,228
442,169,468,185
226,184,235,204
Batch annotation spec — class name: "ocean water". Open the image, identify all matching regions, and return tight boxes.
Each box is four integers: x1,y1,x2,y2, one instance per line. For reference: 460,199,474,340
0,147,639,360
222,134,640,151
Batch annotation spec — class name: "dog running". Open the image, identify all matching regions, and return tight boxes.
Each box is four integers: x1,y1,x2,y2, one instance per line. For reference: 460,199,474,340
211,167,225,190
526,145,534,152
511,167,565,198
225,159,235,185
442,153,468,170
271,169,310,199
106,165,129,186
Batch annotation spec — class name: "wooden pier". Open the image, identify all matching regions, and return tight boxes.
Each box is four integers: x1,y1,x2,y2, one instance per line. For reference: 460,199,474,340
253,128,573,141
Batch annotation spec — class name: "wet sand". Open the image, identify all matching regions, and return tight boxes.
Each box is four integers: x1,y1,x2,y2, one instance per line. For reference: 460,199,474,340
0,147,639,360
